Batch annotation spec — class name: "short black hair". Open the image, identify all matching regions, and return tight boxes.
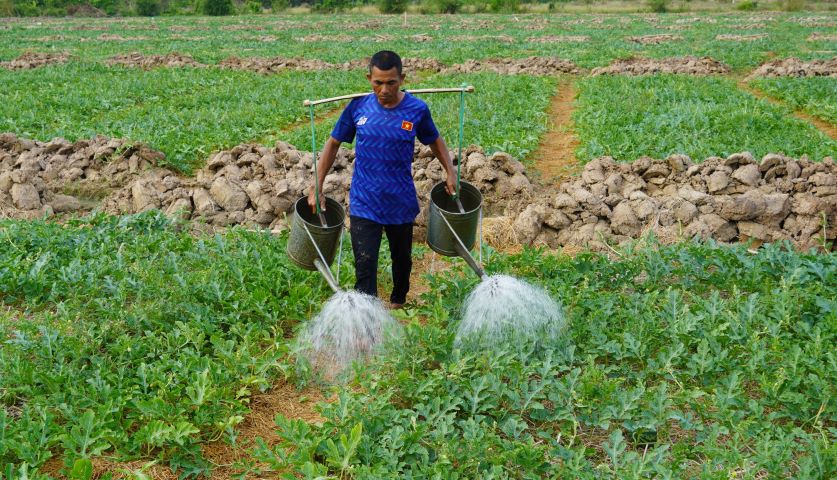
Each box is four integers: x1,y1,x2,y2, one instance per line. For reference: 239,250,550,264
369,50,402,75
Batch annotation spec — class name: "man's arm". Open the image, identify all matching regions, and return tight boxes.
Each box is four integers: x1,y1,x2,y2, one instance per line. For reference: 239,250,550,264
307,136,341,213
428,136,458,196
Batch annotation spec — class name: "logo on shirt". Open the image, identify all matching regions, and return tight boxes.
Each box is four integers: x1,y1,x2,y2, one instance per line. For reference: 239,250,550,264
401,120,414,132
357,116,368,126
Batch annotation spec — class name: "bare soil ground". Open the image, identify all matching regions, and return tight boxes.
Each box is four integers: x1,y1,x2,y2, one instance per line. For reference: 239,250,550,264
0,52,70,70
591,56,731,76
747,57,837,78
40,380,327,479
531,80,582,183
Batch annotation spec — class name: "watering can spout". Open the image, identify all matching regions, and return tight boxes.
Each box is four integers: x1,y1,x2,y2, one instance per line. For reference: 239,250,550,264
314,258,342,293
454,242,488,281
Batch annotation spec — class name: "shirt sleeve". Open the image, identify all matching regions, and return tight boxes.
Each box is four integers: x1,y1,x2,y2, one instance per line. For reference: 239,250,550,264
330,99,357,143
415,104,440,145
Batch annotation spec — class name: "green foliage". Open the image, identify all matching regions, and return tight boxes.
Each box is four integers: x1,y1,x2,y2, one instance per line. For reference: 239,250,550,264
573,75,837,163
243,0,262,13
0,0,13,16
310,0,351,12
781,0,805,11
489,0,519,12
735,0,758,11
432,0,462,13
378,0,407,14
0,212,335,471
202,0,232,15
751,77,837,124
0,64,368,173
135,0,160,16
270,0,289,10
647,0,667,13
251,240,837,478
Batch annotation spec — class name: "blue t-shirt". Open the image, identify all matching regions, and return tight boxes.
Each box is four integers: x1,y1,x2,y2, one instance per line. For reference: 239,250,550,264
331,92,440,225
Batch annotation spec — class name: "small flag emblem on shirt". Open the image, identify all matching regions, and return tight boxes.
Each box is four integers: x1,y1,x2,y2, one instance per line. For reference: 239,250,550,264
401,120,413,131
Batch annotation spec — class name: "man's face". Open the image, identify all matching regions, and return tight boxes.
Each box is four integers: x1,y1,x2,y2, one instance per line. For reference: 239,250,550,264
367,66,405,107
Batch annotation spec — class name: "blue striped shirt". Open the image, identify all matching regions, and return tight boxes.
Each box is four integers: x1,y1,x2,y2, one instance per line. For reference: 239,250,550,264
331,92,439,225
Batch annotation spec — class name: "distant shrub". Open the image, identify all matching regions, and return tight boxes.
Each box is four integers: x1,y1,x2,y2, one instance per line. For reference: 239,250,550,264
782,0,805,11
203,0,233,15
378,0,407,13
136,0,161,16
244,0,262,12
433,0,462,13
311,0,352,12
271,0,289,11
647,0,668,12
735,0,758,11
0,0,13,16
489,0,519,12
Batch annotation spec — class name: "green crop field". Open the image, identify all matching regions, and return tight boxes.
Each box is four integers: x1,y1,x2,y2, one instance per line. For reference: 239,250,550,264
2,215,835,478
573,75,837,162
0,9,836,480
1,13,834,69
750,76,837,124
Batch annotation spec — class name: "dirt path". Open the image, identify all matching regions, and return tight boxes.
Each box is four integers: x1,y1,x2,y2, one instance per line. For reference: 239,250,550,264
202,381,326,479
531,80,582,184
39,380,326,480
738,80,837,141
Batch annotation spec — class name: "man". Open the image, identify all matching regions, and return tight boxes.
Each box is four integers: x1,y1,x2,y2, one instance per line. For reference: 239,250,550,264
308,50,457,308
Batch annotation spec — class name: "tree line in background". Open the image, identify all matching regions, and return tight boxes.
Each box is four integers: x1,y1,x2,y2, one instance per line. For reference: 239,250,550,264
0,0,818,17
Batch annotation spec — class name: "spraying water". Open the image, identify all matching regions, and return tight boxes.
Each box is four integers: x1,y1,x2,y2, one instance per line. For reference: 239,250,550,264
455,274,567,350
300,290,402,378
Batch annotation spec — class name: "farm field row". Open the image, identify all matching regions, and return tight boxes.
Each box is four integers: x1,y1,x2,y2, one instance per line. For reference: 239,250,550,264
574,75,837,162
1,13,835,69
2,61,833,173
0,65,556,171
750,76,837,124
1,213,834,478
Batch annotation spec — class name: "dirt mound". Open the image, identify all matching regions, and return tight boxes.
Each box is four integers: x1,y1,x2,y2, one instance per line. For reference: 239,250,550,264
457,19,494,30
796,16,836,28
449,35,514,43
106,52,205,69
99,142,535,235
627,34,683,45
218,56,342,74
169,35,209,42
527,35,589,43
97,34,150,41
220,24,264,31
0,52,70,70
715,33,767,41
298,34,352,42
731,23,768,29
0,133,164,220
808,33,837,42
3,134,834,251
748,57,837,78
503,153,836,252
591,56,731,76
71,24,109,31
443,57,579,76
218,56,441,75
